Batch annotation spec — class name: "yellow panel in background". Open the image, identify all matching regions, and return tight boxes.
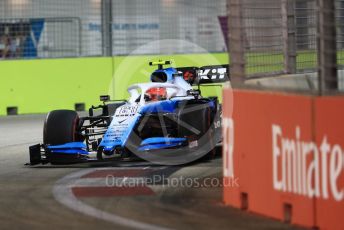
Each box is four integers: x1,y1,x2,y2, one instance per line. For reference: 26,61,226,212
0,53,228,115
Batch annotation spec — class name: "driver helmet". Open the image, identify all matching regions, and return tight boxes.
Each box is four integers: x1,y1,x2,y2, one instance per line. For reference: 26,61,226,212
146,87,167,101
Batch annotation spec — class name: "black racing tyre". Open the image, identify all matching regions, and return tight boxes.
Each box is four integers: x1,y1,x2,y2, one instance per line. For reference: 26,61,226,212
177,99,212,138
43,110,80,145
102,102,126,124
102,102,125,117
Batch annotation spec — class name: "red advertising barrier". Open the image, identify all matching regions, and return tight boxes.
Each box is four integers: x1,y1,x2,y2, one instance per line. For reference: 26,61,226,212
314,97,344,230
223,89,344,230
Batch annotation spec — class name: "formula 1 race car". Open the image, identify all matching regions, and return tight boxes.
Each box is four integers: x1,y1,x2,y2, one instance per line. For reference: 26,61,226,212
29,60,229,165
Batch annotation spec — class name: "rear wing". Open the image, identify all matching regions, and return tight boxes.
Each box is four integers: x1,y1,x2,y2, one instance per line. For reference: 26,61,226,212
176,65,230,85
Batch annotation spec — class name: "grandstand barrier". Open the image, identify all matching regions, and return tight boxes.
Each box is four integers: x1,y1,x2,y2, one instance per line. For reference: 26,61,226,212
223,89,344,230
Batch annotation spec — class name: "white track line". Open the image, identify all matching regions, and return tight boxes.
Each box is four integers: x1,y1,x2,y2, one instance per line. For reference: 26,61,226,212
53,168,170,230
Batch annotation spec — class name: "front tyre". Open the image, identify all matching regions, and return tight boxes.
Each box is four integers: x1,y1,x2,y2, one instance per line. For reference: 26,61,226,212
43,110,80,145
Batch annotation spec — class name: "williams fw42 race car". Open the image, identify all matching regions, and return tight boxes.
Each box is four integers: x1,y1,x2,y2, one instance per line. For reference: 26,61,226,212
29,61,229,165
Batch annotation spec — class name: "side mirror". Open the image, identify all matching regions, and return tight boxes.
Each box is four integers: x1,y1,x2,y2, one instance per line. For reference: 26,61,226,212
100,95,110,102
187,89,201,99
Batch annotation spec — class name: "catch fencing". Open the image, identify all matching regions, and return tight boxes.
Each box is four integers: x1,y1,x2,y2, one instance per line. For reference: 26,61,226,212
0,0,227,59
229,0,344,94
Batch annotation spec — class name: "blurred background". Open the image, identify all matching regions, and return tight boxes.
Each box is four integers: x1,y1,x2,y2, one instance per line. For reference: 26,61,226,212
0,0,228,58
0,0,228,115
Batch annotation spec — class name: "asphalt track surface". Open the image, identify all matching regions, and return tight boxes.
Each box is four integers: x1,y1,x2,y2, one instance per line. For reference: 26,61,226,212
0,115,305,230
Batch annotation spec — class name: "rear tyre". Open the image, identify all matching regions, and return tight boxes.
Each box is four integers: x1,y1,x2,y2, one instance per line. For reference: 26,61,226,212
43,110,80,145
102,102,125,116
177,99,217,160
177,99,213,138
102,102,126,123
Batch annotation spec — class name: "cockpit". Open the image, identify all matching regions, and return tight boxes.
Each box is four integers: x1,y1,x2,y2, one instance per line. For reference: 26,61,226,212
134,87,168,103
127,60,193,105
